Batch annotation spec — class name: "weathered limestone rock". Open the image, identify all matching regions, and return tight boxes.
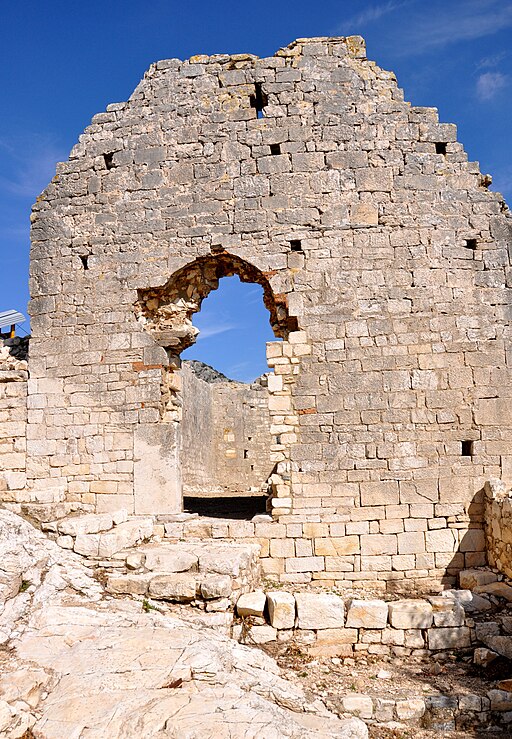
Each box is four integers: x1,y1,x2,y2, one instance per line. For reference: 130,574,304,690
459,569,498,590
148,574,198,602
488,690,512,711
395,698,426,720
475,581,512,601
200,574,232,600
248,624,278,644
58,512,115,537
388,600,433,629
346,600,388,629
236,590,266,618
427,626,471,650
428,596,465,627
295,593,345,630
138,545,198,572
341,694,373,720
106,573,153,595
474,647,498,667
267,591,296,629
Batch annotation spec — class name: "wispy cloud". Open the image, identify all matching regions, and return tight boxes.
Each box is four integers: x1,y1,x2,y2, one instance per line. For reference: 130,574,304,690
0,134,66,200
391,0,512,55
195,321,238,341
476,71,509,100
477,51,508,70
345,0,411,27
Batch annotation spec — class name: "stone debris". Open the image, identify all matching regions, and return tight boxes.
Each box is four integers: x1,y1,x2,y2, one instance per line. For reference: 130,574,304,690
236,590,267,617
0,508,368,739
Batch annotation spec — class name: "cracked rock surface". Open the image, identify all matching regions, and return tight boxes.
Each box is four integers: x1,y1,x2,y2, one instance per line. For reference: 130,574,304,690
0,509,367,738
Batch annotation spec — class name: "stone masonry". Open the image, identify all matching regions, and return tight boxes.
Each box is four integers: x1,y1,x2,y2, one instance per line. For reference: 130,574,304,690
4,35,512,589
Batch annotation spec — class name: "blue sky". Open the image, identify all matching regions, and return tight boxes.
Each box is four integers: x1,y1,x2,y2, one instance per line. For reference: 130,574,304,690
1,0,511,380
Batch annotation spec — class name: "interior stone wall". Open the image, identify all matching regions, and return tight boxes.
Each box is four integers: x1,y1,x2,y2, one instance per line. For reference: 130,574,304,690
181,362,273,498
25,35,512,588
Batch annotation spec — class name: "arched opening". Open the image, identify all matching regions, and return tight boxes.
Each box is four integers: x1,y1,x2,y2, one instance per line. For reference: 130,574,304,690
135,252,300,520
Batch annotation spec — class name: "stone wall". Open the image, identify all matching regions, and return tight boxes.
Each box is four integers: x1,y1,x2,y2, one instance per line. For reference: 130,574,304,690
25,35,512,586
484,479,512,579
181,361,272,497
0,336,28,503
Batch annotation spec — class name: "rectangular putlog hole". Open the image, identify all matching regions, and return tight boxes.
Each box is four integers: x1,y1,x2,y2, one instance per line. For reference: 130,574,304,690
461,440,474,457
290,239,302,252
435,142,447,155
270,143,281,155
464,238,478,250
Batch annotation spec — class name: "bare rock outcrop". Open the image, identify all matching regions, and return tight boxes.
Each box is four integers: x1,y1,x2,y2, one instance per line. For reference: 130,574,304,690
0,508,367,738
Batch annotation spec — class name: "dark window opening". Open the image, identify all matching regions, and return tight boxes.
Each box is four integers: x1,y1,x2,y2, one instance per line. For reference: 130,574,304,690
270,143,281,155
435,142,447,155
461,440,474,457
103,152,115,170
244,449,249,459
250,82,268,119
275,434,282,445
183,495,267,519
290,239,303,252
465,239,478,250
80,255,89,270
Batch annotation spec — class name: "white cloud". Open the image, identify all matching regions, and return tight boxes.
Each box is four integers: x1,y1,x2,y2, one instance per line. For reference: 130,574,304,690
195,321,238,340
0,134,66,200
476,71,508,100
392,0,512,55
346,0,410,27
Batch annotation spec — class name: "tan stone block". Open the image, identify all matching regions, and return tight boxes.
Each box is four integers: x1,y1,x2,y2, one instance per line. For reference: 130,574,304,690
270,538,295,558
314,536,359,556
360,534,397,556
425,528,457,553
397,531,425,555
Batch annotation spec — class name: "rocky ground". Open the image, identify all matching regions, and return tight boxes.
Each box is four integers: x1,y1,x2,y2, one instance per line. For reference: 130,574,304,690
0,508,367,738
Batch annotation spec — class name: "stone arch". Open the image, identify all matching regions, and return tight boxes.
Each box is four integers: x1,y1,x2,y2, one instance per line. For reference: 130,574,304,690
134,252,304,518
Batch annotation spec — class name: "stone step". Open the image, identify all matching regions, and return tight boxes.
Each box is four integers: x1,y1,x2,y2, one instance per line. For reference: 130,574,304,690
160,512,273,541
49,511,155,558
104,540,261,607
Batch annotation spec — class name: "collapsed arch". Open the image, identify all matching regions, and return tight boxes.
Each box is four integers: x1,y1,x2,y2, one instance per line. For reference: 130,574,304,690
135,252,298,355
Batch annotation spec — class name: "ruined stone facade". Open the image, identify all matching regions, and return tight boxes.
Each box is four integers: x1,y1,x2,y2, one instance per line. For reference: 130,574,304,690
4,36,512,588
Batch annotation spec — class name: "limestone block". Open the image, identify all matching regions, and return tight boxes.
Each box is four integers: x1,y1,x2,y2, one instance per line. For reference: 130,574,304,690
237,591,267,618
473,648,498,667
475,581,512,601
341,693,373,719
428,596,465,627
442,588,492,613
428,626,471,650
140,547,198,573
106,573,152,595
425,528,456,553
459,528,485,552
488,689,512,711
0,700,13,733
97,518,153,558
360,534,397,556
267,591,296,629
459,569,498,590
126,552,145,570
74,533,100,557
388,600,433,629
56,535,74,550
200,575,232,600
58,512,113,537
397,531,425,555
395,698,425,720
346,599,388,629
148,574,198,602
404,630,424,648
295,592,345,630
314,537,359,556
249,625,278,644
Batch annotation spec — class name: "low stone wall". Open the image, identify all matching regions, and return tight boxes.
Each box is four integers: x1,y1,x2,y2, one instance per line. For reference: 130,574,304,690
484,479,512,579
0,336,28,503
234,589,475,657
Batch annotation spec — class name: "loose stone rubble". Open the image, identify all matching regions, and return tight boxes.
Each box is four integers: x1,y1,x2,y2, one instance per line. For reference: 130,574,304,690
0,508,368,738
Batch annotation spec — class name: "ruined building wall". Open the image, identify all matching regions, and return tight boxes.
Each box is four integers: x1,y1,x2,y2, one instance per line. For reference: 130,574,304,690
181,362,273,497
0,337,28,503
25,36,512,588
